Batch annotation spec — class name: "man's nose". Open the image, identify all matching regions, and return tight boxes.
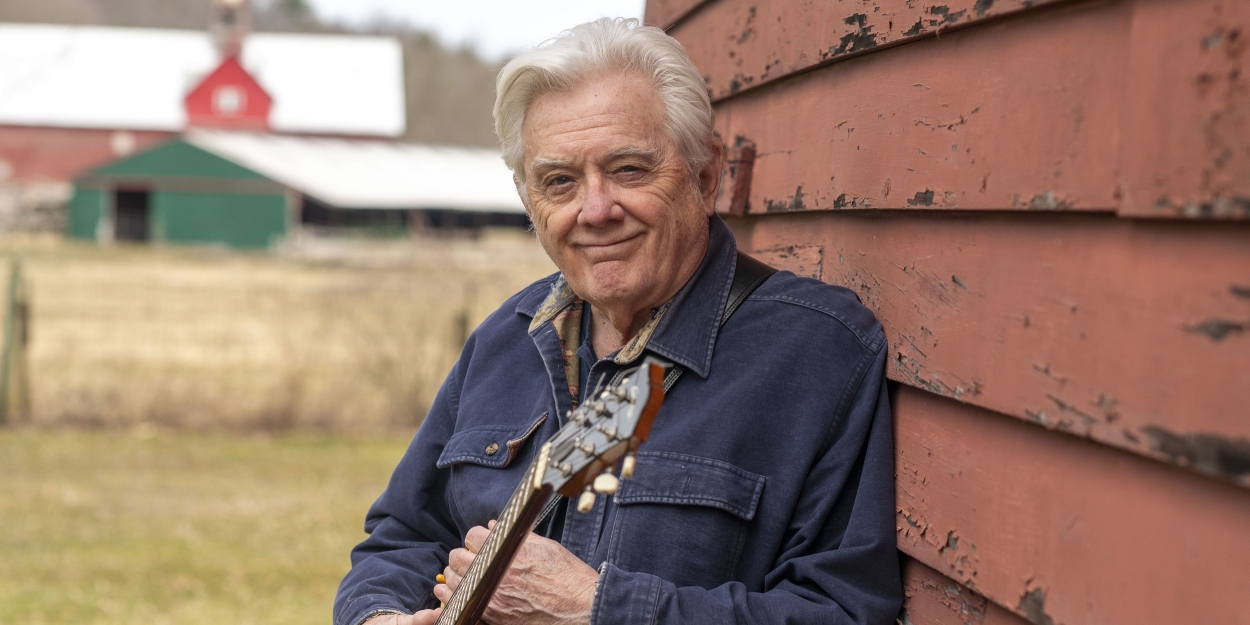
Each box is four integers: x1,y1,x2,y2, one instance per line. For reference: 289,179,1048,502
578,175,624,226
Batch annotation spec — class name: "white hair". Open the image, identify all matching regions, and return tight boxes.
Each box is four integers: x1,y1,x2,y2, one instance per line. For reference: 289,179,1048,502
494,18,715,187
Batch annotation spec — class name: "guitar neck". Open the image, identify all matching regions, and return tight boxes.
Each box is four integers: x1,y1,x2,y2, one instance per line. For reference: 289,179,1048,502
436,442,554,625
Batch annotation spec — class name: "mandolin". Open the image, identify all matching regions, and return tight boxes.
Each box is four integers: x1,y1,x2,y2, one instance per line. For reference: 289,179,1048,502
433,358,668,625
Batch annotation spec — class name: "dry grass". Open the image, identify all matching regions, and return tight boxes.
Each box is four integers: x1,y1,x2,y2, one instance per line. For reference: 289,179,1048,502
0,428,411,625
0,231,555,433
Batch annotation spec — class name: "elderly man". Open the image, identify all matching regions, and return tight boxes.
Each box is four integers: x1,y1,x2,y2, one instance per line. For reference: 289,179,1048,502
336,18,900,625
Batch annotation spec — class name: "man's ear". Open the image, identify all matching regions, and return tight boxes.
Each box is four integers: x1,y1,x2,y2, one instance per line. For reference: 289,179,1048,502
698,141,726,216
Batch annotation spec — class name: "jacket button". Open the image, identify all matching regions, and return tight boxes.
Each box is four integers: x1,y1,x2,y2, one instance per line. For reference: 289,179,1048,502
484,443,499,455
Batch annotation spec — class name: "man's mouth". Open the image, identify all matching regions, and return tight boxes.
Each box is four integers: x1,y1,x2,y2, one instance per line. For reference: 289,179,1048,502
579,232,642,252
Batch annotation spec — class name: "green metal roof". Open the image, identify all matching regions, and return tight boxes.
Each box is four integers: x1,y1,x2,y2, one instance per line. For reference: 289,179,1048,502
91,140,268,180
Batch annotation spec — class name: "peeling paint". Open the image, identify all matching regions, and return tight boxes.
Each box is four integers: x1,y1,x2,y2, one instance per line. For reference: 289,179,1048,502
929,5,968,24
908,190,937,206
1024,191,1074,210
942,530,959,552
1185,318,1248,341
763,185,808,212
829,13,880,57
915,107,981,131
1142,426,1250,477
1180,197,1250,219
1045,393,1100,427
1018,588,1055,625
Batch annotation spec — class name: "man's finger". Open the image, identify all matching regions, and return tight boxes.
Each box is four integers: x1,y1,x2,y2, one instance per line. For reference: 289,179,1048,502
464,524,491,553
442,565,461,592
448,547,474,575
399,607,442,625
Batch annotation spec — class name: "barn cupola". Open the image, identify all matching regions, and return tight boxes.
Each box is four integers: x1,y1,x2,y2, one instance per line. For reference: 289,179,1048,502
209,0,251,59
184,0,272,131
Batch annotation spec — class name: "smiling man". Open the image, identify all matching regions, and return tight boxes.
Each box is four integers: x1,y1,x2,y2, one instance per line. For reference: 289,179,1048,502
336,18,901,625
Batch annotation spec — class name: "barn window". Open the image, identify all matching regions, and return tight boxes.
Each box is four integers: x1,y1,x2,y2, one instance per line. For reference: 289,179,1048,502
213,86,246,116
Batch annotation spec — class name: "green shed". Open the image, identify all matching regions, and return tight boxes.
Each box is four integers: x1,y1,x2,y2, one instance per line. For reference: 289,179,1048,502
69,139,291,249
69,130,527,248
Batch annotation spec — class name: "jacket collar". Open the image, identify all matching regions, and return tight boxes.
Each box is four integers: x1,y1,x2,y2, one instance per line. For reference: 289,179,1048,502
517,216,738,379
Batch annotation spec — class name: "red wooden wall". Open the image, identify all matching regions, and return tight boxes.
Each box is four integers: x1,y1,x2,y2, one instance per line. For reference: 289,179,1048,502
0,126,172,185
646,0,1250,622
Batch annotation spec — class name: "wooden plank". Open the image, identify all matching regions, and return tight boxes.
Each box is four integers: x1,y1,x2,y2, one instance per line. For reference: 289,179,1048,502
666,0,1073,102
893,384,1250,625
732,211,1250,485
708,0,1130,213
1118,0,1250,219
643,0,709,30
900,557,1029,625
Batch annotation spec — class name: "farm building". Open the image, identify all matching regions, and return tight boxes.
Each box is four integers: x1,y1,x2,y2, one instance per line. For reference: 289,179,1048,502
0,0,405,231
648,0,1250,623
69,131,526,248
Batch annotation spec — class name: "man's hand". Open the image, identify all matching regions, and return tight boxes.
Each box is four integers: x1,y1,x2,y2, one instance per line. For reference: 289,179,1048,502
361,609,441,625
435,521,599,625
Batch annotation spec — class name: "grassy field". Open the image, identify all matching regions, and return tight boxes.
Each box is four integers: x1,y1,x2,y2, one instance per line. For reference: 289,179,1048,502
1,231,555,432
0,233,554,622
0,428,412,624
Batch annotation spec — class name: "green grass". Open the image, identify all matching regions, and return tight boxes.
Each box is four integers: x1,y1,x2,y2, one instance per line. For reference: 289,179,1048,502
0,429,412,624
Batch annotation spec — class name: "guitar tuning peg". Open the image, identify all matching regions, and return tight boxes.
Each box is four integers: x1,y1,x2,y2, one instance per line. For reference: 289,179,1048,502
577,487,596,513
593,471,619,494
621,453,636,479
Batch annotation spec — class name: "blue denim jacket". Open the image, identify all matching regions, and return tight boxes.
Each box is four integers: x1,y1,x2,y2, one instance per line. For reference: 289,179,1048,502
335,217,902,625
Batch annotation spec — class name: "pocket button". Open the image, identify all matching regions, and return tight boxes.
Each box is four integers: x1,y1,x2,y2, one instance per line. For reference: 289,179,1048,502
484,443,499,455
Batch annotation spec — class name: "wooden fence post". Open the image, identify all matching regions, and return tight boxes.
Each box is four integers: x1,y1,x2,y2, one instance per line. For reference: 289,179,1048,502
0,258,30,425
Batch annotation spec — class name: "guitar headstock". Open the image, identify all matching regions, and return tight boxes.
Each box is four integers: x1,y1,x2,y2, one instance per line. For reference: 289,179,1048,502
538,357,668,512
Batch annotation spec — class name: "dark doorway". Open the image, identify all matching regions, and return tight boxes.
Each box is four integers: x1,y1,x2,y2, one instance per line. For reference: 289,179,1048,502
114,190,150,242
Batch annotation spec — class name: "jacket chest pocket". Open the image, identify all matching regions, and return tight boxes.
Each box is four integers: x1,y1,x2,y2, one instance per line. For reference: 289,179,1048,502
605,451,765,589
436,414,547,531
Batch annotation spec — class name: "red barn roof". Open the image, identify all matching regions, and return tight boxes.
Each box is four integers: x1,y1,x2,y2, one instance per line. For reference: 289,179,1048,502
183,56,272,131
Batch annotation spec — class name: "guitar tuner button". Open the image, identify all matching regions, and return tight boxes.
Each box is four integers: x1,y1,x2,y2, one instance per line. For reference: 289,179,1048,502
600,390,612,401
580,442,596,455
593,472,620,494
577,489,596,513
621,454,636,479
484,443,499,455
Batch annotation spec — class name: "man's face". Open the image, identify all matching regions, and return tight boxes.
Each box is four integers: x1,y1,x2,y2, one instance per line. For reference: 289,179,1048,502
520,73,717,313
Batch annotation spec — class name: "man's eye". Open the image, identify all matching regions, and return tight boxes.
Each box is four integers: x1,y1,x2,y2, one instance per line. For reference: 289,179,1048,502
617,165,642,174
547,175,574,187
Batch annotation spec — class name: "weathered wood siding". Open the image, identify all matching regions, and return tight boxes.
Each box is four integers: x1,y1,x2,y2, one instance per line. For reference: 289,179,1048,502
647,0,1250,622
